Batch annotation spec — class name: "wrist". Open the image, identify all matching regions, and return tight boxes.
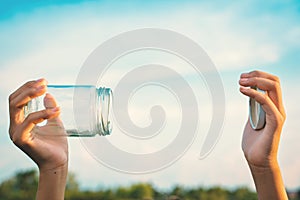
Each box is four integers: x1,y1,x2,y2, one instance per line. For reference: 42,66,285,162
38,162,68,188
248,159,280,174
248,161,288,200
36,162,68,200
38,161,68,174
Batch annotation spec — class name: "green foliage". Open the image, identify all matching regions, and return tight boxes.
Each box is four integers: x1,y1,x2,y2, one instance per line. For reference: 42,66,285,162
129,183,154,199
169,186,256,200
2,168,288,200
287,188,300,200
0,169,38,200
230,187,257,200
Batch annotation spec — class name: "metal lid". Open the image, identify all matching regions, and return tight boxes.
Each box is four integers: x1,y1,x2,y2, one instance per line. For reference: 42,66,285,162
249,87,266,130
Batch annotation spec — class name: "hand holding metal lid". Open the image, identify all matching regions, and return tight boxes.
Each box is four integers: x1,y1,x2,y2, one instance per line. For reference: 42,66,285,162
239,70,287,200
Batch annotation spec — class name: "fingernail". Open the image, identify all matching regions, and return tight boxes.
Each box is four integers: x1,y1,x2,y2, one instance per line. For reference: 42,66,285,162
36,78,48,85
37,84,46,91
36,78,44,82
240,87,250,92
51,107,60,112
240,72,250,78
240,78,248,83
240,86,246,91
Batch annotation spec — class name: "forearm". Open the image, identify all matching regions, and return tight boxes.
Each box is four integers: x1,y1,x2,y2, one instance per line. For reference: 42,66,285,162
249,162,288,200
36,163,68,200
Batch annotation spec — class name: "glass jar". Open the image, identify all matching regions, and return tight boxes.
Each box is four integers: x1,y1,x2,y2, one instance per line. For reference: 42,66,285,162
24,85,113,137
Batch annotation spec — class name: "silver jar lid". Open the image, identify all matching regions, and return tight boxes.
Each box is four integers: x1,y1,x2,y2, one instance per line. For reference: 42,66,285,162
249,86,266,130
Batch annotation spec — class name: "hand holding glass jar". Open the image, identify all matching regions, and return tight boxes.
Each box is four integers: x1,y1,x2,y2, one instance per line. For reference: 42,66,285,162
23,82,113,137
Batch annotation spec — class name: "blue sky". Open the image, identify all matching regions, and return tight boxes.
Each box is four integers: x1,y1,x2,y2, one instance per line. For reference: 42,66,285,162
0,0,300,190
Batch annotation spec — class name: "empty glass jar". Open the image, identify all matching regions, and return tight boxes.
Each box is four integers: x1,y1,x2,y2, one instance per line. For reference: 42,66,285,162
24,85,113,137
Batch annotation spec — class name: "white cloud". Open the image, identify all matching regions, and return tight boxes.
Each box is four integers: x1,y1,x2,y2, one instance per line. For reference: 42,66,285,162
1,0,295,80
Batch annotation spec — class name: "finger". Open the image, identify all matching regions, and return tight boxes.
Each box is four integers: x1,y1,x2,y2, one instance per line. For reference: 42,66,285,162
9,79,48,110
240,70,280,82
9,78,47,102
239,76,276,90
239,76,285,116
9,80,36,101
240,87,284,129
43,93,58,108
10,108,60,145
43,93,63,124
9,79,47,123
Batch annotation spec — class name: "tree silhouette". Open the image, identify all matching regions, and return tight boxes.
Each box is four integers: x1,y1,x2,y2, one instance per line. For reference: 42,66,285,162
0,169,266,200
0,169,38,200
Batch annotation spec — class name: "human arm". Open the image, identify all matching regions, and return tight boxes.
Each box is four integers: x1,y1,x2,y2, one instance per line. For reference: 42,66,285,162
239,70,288,200
8,79,68,200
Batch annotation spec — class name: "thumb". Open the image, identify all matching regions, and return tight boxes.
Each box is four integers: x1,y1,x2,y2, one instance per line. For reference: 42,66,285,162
43,93,62,124
44,93,58,108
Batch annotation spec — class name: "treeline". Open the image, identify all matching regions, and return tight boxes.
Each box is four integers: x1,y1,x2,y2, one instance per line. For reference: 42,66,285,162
0,169,298,200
